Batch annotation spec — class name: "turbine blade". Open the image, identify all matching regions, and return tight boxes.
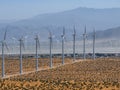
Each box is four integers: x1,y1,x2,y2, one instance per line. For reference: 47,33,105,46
84,25,86,34
4,42,9,51
36,34,39,38
51,37,53,48
48,31,53,48
64,36,67,42
93,28,96,35
73,26,76,35
50,31,52,38
4,30,7,40
54,35,59,43
35,35,40,48
21,40,25,50
63,27,65,35
38,39,40,49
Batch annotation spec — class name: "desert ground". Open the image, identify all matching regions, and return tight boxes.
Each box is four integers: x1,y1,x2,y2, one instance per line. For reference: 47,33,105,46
0,57,120,90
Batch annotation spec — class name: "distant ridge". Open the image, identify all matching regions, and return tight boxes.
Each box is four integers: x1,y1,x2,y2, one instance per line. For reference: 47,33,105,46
95,27,120,39
0,7,120,41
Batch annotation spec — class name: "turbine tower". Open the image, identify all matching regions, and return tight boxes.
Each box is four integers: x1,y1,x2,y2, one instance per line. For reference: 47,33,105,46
35,35,40,71
19,37,25,74
49,31,53,68
1,30,9,77
73,26,76,61
93,29,96,60
83,26,87,59
61,27,65,64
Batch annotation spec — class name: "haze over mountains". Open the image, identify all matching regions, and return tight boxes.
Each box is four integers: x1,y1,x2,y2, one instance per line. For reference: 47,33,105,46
0,7,120,42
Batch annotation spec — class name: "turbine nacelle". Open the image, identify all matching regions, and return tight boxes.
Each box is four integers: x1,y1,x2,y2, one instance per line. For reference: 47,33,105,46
73,26,76,36
35,34,40,48
83,26,88,39
19,37,25,50
61,27,65,38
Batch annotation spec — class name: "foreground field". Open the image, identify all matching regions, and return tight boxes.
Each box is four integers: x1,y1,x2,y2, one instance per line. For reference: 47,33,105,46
0,58,120,90
0,57,72,76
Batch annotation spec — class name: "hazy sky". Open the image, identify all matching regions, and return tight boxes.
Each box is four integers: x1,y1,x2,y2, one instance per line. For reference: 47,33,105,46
0,0,120,20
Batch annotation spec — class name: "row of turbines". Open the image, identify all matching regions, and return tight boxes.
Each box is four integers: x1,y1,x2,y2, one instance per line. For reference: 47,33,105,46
0,26,96,78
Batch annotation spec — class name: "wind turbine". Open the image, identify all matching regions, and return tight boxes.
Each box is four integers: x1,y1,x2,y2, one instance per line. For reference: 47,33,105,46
73,26,76,61
11,37,17,55
93,28,96,60
19,37,25,74
48,31,53,68
34,35,40,71
0,30,9,77
24,36,28,49
83,26,87,60
61,27,65,64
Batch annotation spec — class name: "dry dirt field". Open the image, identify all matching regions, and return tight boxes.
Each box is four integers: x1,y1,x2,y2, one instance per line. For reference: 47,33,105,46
0,57,72,76
0,58,120,90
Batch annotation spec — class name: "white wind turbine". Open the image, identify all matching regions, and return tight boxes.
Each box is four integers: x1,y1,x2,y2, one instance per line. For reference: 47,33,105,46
0,30,9,77
83,26,87,60
19,37,25,74
24,36,28,50
61,27,65,64
93,28,96,60
48,31,53,68
73,26,76,61
34,35,40,71
11,37,17,55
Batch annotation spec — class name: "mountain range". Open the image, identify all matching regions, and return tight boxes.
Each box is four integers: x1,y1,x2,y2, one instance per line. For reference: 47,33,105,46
0,7,120,42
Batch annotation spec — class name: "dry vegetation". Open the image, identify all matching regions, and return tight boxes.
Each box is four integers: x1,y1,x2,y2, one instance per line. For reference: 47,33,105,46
0,57,72,76
0,58,120,90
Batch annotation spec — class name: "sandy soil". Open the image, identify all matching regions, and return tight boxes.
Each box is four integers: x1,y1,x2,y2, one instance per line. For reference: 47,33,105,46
0,58,120,89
